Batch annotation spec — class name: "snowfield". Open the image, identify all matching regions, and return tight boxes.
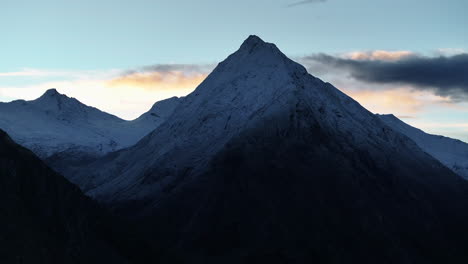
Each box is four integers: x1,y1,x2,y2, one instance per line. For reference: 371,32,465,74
0,89,180,159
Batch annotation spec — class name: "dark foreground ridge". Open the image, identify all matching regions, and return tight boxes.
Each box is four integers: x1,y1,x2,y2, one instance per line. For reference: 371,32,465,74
0,129,154,264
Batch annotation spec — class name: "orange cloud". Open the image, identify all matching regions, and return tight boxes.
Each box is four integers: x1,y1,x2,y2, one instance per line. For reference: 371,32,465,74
106,71,207,90
345,50,414,61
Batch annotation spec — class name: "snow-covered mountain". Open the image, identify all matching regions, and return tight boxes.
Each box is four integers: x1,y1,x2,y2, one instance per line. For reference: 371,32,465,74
69,36,468,263
132,96,180,125
0,89,180,159
378,114,468,179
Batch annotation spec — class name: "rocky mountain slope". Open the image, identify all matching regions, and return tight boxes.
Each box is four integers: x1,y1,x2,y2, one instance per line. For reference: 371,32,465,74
68,36,468,263
379,114,468,179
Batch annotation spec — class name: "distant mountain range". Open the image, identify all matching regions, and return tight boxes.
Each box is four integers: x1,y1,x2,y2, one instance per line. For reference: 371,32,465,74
1,36,468,263
0,89,180,159
0,89,180,186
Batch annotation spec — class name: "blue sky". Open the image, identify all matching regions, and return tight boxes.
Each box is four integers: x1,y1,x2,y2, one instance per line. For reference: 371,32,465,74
1,0,468,141
3,0,467,69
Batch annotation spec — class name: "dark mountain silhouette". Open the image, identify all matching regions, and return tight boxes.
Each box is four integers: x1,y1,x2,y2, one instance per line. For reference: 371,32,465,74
0,129,155,264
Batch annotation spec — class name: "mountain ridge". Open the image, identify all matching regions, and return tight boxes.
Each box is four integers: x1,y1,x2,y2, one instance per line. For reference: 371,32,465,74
0,88,180,187
3,35,468,263
74,35,453,202
0,88,180,158
378,114,468,179
62,36,468,263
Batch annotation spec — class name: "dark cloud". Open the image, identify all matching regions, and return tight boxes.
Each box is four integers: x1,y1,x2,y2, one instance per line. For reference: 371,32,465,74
302,53,468,101
141,64,215,73
287,0,326,8
120,64,215,77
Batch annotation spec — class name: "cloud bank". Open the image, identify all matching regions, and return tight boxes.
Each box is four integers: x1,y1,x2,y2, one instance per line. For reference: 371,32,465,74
297,50,468,142
302,53,468,101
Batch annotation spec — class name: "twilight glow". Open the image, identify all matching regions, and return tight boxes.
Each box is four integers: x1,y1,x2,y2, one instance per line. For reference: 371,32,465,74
2,0,467,141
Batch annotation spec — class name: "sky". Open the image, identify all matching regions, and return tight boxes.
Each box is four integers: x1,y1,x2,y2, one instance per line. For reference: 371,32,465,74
1,0,468,141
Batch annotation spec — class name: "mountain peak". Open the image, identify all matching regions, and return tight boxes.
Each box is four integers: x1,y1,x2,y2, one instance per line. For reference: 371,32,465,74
238,35,279,55
241,35,265,47
32,88,81,113
210,35,305,79
36,88,71,103
43,88,60,97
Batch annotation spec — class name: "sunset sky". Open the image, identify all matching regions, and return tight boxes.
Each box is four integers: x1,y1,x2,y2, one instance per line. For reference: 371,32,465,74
2,0,468,141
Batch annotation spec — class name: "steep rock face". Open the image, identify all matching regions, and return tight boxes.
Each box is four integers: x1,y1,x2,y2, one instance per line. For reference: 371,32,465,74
379,114,468,179
71,36,468,263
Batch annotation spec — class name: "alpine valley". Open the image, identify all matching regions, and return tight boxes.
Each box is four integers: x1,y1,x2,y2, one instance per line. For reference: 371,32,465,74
2,36,468,264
